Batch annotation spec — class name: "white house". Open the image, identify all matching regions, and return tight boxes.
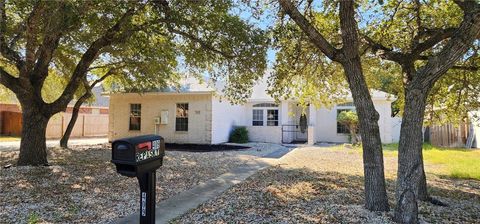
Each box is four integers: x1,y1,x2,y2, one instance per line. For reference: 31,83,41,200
107,77,400,144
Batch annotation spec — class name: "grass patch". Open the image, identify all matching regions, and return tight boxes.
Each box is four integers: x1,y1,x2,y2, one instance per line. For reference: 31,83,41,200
0,136,20,141
27,212,40,224
330,143,480,180
383,143,480,180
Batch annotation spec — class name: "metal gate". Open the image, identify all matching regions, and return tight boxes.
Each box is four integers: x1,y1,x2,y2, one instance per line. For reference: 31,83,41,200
281,124,308,144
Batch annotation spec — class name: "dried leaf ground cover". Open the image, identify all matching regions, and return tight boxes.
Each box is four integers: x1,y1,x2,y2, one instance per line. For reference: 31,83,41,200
174,146,480,224
0,143,283,224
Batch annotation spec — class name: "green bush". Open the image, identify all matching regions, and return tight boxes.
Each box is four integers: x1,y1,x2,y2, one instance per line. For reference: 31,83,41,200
229,126,249,143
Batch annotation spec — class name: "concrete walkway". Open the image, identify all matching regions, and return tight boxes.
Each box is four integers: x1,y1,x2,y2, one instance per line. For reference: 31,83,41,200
116,156,283,224
0,137,108,151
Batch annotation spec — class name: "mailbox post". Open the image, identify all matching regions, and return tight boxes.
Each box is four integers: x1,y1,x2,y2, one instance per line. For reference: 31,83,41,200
111,135,165,224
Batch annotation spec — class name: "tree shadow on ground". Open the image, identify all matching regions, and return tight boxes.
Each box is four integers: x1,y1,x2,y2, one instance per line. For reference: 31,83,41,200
174,166,480,224
0,145,265,223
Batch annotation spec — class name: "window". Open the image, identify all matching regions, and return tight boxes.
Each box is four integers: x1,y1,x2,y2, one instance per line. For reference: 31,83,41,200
253,103,278,107
252,103,279,126
129,104,141,130
176,103,188,131
267,109,278,126
252,109,263,126
337,109,351,134
337,102,354,107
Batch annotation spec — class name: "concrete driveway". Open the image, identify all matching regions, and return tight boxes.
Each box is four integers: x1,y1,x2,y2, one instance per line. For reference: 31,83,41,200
0,137,108,151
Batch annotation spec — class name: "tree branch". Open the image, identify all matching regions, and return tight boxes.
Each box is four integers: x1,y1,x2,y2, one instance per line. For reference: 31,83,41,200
363,34,407,63
339,0,359,58
0,0,24,71
48,7,137,115
90,68,116,89
168,28,236,59
152,0,237,59
0,66,22,93
411,28,456,58
277,0,342,62
31,19,65,80
453,0,478,13
417,2,480,88
24,1,45,76
451,65,479,71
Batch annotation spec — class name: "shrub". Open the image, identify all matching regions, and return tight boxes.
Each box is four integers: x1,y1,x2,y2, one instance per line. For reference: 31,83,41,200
229,126,249,143
337,110,360,145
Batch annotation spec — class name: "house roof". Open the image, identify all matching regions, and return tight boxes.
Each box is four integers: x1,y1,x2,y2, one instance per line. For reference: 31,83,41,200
247,75,396,102
106,75,395,102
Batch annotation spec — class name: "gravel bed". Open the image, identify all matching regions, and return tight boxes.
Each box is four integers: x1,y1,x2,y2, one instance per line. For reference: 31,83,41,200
0,143,284,224
174,146,480,224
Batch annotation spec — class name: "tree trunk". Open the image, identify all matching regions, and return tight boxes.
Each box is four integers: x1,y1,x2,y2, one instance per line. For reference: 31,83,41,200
60,93,90,148
17,105,50,166
349,124,359,145
339,1,389,212
417,157,429,201
394,88,429,223
343,60,390,211
276,0,389,211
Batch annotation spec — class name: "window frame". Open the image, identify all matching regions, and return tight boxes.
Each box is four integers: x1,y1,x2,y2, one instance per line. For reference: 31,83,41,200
336,102,355,134
175,103,189,132
129,103,141,131
266,109,279,126
251,103,279,127
252,109,263,126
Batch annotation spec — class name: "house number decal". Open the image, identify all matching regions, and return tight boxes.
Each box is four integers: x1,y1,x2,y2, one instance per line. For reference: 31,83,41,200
135,140,161,162
141,192,146,216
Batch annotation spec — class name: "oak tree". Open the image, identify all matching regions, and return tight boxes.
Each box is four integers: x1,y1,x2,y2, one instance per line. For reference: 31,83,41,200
277,0,390,211
0,0,267,165
363,0,480,222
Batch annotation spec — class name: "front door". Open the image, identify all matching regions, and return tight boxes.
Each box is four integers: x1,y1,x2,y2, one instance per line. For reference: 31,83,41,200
295,106,308,141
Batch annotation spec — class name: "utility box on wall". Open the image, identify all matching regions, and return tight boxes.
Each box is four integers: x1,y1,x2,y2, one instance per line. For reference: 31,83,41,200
160,110,168,125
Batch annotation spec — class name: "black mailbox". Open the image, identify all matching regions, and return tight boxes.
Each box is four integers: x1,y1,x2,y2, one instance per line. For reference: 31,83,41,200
112,135,165,177
112,135,165,224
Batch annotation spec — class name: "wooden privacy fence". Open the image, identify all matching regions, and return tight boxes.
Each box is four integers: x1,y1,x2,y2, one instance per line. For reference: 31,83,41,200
429,123,469,148
46,113,109,139
1,112,108,138
1,111,22,136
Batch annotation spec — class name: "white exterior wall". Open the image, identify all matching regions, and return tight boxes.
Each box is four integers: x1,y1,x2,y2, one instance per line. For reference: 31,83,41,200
315,106,349,143
107,74,401,145
469,111,480,148
246,126,282,143
314,100,396,144
391,116,402,143
211,96,247,144
108,93,213,144
244,101,283,144
374,100,394,143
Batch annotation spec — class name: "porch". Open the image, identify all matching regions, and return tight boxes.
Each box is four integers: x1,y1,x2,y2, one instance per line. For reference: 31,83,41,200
245,101,316,144
280,101,316,144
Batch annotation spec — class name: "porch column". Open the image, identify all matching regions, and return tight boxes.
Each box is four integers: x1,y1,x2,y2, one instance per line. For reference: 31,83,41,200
280,101,289,125
280,101,290,143
308,105,316,145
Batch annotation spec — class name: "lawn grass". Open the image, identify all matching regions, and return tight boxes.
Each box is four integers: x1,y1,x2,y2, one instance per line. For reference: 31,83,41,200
0,136,20,141
383,143,480,180
328,143,480,180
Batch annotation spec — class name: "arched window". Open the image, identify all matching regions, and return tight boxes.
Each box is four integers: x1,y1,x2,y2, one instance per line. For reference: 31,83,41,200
253,103,278,108
337,102,354,107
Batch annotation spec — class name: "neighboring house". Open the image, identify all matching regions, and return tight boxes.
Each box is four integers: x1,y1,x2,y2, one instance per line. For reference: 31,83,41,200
0,86,110,138
108,77,400,145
